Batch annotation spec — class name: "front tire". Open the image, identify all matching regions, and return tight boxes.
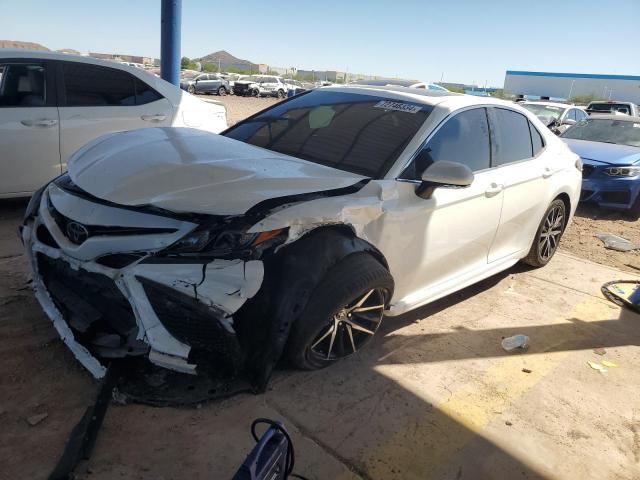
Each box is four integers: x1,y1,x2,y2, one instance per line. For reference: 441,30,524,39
252,88,260,97
286,253,394,370
187,85,195,94
522,199,566,267
218,86,227,96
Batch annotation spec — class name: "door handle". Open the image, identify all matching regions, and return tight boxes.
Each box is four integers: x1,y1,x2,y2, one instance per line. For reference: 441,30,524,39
21,119,58,127
485,183,504,197
542,167,556,178
141,114,167,122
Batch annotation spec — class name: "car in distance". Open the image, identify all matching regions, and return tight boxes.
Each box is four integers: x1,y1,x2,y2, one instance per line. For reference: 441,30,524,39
233,75,291,98
22,87,581,389
521,101,588,135
561,115,640,214
0,49,228,198
180,73,230,96
586,100,639,117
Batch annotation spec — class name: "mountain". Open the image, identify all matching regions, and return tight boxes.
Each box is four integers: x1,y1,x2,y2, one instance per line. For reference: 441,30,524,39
0,40,49,51
57,48,81,55
194,50,258,71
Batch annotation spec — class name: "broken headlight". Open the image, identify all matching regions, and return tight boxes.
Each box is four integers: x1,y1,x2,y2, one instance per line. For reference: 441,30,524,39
166,226,286,255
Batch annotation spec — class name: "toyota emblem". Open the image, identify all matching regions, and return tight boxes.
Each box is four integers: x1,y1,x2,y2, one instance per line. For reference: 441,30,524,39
66,221,89,244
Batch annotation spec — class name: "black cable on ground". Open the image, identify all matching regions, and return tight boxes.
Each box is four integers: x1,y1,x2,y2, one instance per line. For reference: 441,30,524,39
250,418,310,480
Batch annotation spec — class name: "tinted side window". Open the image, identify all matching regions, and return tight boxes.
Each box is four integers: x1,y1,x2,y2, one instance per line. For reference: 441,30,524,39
135,79,162,105
63,63,135,106
0,63,46,107
529,121,544,156
493,108,533,165
404,108,491,179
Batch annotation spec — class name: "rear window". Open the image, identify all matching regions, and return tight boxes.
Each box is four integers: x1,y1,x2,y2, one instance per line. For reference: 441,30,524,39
224,90,432,178
62,63,162,106
587,103,632,115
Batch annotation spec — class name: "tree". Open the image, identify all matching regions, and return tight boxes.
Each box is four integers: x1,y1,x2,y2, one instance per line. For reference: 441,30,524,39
181,56,198,70
569,94,603,105
202,62,219,73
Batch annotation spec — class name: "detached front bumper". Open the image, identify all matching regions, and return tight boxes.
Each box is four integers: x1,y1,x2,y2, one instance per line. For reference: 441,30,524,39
23,184,264,378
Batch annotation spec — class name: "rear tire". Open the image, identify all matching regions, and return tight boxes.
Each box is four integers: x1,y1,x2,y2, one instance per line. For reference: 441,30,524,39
277,89,285,99
286,253,394,370
522,199,566,267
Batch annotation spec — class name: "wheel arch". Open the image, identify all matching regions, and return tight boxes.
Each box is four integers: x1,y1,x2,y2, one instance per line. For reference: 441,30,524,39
553,192,571,230
233,224,392,390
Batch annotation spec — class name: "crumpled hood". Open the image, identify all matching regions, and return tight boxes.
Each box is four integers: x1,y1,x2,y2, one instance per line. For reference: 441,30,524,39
68,127,366,215
562,138,640,165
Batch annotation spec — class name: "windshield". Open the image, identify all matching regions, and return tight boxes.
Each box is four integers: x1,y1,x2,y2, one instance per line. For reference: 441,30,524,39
522,104,565,120
587,103,632,115
561,118,640,147
224,90,432,178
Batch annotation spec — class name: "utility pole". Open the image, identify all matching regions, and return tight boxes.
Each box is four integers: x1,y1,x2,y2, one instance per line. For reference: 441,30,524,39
160,0,182,85
568,79,575,100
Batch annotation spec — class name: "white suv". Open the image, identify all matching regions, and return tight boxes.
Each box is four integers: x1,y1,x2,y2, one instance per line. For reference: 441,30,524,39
22,86,581,388
233,75,288,98
0,50,228,198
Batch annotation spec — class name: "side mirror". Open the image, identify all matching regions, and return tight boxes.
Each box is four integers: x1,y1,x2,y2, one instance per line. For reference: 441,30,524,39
562,118,576,126
416,161,474,199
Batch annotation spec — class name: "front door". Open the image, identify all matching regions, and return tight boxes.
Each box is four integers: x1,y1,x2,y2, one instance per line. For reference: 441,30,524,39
388,107,504,308
0,61,61,195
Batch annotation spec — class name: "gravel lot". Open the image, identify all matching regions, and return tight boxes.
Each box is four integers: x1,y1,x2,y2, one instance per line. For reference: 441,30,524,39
196,93,281,126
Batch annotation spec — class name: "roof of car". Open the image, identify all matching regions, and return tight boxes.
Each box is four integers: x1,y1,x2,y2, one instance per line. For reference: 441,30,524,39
523,101,576,109
320,85,524,113
583,114,640,122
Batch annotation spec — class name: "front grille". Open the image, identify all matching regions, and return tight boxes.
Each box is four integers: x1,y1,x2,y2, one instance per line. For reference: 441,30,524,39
233,84,249,95
47,195,178,245
582,165,595,178
95,253,144,269
601,191,630,204
37,254,140,355
139,277,244,373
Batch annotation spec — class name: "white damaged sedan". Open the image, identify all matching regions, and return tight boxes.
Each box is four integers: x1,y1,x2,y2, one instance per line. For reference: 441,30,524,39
22,86,582,389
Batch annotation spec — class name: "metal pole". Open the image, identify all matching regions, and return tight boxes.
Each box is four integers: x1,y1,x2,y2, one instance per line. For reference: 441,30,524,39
568,79,575,100
161,0,182,85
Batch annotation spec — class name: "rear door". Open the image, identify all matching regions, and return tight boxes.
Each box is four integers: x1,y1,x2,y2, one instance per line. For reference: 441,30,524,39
0,60,61,195
57,61,173,165
486,107,551,262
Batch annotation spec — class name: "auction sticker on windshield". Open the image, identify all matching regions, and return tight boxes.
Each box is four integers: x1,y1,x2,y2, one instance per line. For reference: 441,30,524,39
374,100,422,114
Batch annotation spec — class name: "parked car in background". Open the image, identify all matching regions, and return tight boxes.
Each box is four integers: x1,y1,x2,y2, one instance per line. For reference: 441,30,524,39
586,101,639,117
561,115,640,214
284,79,315,95
233,75,289,97
225,74,251,91
180,73,230,95
349,79,450,92
0,50,227,198
521,101,588,135
22,86,581,384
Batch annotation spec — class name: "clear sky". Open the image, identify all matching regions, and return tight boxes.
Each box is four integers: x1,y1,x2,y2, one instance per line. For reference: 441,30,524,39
1,0,638,86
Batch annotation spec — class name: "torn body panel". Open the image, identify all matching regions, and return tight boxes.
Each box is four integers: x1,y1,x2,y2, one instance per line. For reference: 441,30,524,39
24,185,265,378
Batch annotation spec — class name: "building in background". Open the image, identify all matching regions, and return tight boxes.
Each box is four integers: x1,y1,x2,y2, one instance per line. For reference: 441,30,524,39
504,70,640,103
89,52,156,66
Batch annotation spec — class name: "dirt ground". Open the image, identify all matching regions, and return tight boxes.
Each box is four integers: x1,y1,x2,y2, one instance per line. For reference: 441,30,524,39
196,92,280,126
562,204,640,273
2,98,640,479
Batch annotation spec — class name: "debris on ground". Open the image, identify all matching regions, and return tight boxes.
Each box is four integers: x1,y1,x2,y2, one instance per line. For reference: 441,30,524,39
522,368,532,373
26,413,48,426
505,421,513,426
587,361,607,373
601,280,640,314
596,234,639,252
593,348,607,356
601,360,619,368
501,335,529,352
